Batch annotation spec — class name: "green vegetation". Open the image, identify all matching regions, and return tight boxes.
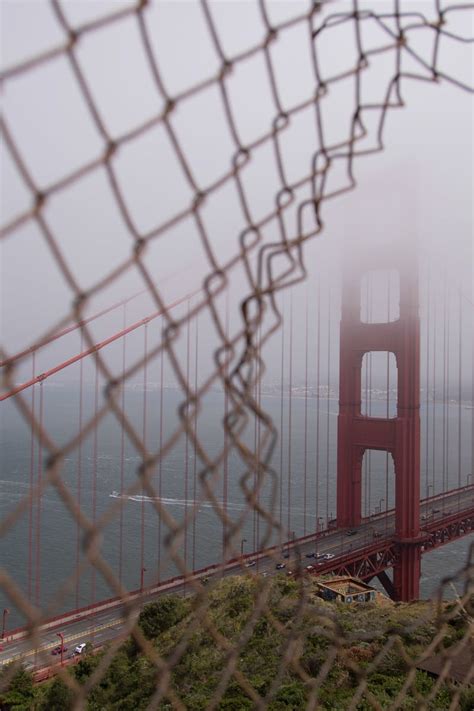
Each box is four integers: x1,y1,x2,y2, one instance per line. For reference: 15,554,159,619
0,666,36,711
1,578,472,710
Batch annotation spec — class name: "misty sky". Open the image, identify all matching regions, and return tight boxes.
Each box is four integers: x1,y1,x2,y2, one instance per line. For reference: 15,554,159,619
1,0,473,394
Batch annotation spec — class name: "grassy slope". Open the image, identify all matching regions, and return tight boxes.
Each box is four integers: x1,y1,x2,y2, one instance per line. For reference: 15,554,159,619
10,575,474,710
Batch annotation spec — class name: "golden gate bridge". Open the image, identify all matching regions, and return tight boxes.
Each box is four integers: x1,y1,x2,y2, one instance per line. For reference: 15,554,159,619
0,0,473,697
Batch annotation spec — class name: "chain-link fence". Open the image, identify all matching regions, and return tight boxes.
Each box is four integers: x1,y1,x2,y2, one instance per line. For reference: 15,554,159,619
1,1,473,708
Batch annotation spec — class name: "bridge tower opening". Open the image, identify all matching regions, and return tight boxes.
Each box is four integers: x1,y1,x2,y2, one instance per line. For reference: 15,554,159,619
336,250,421,601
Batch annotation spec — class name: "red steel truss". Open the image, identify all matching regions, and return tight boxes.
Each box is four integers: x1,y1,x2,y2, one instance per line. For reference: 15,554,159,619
313,540,397,581
308,504,474,598
422,509,474,552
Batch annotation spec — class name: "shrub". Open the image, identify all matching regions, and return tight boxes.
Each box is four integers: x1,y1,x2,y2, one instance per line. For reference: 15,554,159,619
39,677,74,711
459,686,474,711
138,596,188,639
270,681,307,709
0,666,37,711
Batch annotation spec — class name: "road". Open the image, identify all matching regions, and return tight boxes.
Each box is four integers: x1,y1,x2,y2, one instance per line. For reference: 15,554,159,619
1,486,472,671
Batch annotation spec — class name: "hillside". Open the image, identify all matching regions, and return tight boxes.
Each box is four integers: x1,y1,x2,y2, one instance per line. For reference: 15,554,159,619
2,574,473,710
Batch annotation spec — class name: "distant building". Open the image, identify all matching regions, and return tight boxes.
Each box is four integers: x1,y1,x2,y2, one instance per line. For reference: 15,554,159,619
416,641,474,685
317,577,377,603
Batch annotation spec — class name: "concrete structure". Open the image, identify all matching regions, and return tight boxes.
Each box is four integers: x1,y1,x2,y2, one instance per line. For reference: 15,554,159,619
317,577,377,603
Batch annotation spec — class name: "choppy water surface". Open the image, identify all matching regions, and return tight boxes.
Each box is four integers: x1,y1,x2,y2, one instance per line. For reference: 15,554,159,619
1,386,472,629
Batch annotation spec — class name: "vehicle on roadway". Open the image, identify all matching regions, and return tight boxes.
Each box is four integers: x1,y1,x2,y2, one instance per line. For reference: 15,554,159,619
245,560,256,568
305,565,314,572
305,552,315,558
323,553,335,560
51,645,67,656
346,529,358,536
74,643,87,655
276,563,286,570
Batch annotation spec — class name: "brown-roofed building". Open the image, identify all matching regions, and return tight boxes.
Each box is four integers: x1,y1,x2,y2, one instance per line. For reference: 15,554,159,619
417,640,474,685
317,577,377,603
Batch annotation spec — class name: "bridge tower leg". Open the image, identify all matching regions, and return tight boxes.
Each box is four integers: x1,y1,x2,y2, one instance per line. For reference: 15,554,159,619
336,248,421,601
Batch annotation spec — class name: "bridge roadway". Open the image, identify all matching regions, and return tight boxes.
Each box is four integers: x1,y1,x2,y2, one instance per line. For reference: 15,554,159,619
1,486,473,672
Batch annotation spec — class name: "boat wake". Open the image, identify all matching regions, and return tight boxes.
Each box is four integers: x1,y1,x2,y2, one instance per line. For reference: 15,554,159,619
109,491,247,512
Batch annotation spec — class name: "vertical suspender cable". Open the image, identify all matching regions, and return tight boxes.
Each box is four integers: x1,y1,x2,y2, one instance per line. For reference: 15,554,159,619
256,320,262,551
279,293,285,541
303,287,309,536
287,291,293,539
385,272,392,512
442,277,449,505
223,294,229,561
442,277,447,497
119,304,127,585
363,275,373,517
141,322,148,589
35,382,44,609
364,277,370,517
157,340,164,583
75,337,84,610
184,301,190,573
192,309,199,571
425,264,431,498
326,283,331,525
92,359,99,595
385,274,391,520
471,299,474,491
315,280,321,529
28,351,36,602
253,337,258,552
432,287,437,494
91,358,99,636
445,282,450,511
457,290,462,508
368,278,373,518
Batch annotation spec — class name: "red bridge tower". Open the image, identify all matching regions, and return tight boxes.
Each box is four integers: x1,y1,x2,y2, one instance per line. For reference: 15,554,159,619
337,247,421,601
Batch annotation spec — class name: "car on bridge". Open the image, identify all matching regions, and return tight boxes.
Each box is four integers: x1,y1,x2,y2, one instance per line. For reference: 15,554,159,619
346,529,358,536
74,643,87,655
276,563,286,570
51,645,67,655
322,553,335,560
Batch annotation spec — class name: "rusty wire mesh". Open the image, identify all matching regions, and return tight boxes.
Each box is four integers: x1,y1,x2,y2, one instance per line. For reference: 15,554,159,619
1,0,473,708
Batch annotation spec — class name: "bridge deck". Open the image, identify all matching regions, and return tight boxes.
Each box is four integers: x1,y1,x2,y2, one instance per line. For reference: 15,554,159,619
1,485,473,670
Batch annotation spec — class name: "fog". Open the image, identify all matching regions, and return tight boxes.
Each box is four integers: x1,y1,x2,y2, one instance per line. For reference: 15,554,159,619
1,0,473,397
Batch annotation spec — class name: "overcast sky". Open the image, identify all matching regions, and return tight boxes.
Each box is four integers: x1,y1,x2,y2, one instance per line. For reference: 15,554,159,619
1,0,473,392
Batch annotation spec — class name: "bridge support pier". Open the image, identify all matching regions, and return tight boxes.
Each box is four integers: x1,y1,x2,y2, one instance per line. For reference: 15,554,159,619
376,570,396,600
336,245,421,601
393,543,421,601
